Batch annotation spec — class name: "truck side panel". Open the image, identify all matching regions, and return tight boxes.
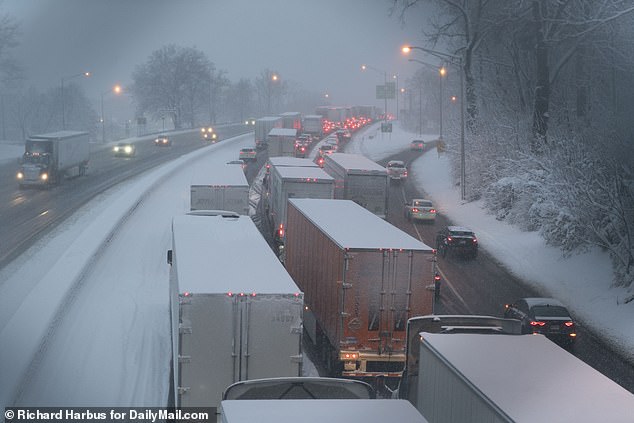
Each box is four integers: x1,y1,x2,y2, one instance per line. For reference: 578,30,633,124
345,174,387,218
418,344,509,423
55,133,89,172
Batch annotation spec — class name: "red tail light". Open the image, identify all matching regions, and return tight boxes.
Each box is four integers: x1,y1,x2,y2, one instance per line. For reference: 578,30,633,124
278,224,284,238
430,209,436,213
412,208,419,213
447,236,453,242
473,238,478,243
530,321,546,326
564,321,574,327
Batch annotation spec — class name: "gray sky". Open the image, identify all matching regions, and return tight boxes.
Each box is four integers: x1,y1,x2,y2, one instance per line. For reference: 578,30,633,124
4,0,427,111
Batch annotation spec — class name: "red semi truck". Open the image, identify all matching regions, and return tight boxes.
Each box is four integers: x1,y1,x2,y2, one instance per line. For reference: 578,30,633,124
284,198,435,382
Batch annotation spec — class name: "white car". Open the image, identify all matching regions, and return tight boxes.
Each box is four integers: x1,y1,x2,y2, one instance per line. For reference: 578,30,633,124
387,160,408,181
404,199,436,222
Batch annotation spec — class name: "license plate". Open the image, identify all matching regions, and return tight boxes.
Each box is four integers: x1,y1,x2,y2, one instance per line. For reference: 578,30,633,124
549,325,560,332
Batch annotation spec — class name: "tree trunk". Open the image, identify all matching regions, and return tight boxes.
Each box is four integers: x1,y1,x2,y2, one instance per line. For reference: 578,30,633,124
531,0,550,152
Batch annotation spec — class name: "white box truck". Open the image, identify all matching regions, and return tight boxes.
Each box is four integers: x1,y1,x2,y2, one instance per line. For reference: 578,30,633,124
267,165,334,245
267,127,297,158
255,116,282,150
413,332,634,423
16,130,90,187
190,164,249,214
168,212,304,417
303,115,324,137
322,153,388,218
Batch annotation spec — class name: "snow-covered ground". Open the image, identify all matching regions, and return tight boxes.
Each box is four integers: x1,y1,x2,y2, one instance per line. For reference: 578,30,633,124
0,121,632,409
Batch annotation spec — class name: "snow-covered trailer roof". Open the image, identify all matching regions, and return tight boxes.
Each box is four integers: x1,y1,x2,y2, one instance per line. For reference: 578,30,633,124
275,166,333,182
268,128,297,137
326,153,386,174
279,112,301,117
172,214,300,294
268,157,318,168
257,116,282,122
28,130,89,140
420,332,634,422
221,399,429,422
190,163,248,187
288,198,432,251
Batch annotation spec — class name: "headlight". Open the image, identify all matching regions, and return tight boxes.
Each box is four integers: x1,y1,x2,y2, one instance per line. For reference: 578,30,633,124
16,172,23,180
124,146,133,153
113,146,120,152
41,173,48,181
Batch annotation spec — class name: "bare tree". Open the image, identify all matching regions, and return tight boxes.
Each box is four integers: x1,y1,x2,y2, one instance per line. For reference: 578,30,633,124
131,45,212,129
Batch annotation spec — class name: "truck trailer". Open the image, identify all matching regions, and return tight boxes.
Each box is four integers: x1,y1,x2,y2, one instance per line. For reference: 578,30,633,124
414,332,634,423
168,212,304,416
267,165,334,246
322,153,388,218
279,111,302,132
190,164,249,214
16,130,90,187
254,116,282,150
267,127,297,158
284,198,435,381
302,115,324,137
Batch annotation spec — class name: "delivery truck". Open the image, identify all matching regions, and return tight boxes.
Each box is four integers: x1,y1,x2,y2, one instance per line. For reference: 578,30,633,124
267,127,297,158
190,164,249,214
302,115,324,137
284,198,435,382
266,164,334,246
322,153,388,218
168,211,304,417
254,116,282,150
412,332,634,423
16,130,90,187
279,111,302,132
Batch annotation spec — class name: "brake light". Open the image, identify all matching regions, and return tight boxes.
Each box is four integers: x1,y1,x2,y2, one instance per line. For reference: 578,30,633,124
447,236,453,242
430,209,436,213
530,321,546,326
473,238,478,243
564,321,574,327
278,224,284,238
412,208,419,213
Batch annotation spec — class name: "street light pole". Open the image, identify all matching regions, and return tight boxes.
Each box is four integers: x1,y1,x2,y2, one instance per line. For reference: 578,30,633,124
101,84,122,143
404,46,466,200
393,74,399,120
61,71,90,130
361,64,389,122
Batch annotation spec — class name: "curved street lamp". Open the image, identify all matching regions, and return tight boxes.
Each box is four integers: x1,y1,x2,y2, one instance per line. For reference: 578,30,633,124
61,71,91,129
403,45,466,200
101,84,122,143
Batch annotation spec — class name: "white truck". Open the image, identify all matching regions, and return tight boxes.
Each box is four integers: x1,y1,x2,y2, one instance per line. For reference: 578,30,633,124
267,127,297,158
190,164,249,214
267,164,334,246
16,130,90,187
302,115,324,137
279,111,302,131
322,153,388,218
255,116,282,150
168,212,304,417
411,331,634,423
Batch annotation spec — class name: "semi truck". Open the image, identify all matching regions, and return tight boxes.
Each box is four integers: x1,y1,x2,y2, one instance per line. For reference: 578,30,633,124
266,164,334,246
168,211,304,417
190,164,249,214
322,153,388,218
16,130,90,187
410,332,634,423
279,111,302,132
284,198,435,382
254,116,282,150
267,127,297,158
303,115,324,137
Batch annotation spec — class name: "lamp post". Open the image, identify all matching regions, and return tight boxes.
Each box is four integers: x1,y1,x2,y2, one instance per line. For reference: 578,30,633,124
361,64,388,122
101,84,122,143
61,71,91,129
267,72,279,115
404,45,466,200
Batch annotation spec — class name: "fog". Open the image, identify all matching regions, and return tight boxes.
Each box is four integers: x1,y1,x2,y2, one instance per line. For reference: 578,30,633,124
4,0,425,109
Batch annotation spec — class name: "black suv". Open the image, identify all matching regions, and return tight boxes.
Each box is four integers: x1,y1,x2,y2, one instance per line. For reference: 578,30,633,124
436,226,478,258
504,297,577,349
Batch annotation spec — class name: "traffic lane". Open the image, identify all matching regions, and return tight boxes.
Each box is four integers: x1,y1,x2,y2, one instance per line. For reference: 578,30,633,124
381,148,634,393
